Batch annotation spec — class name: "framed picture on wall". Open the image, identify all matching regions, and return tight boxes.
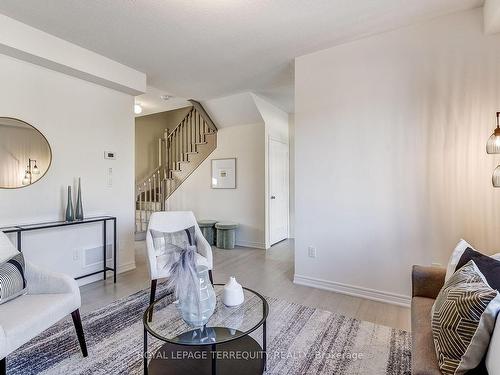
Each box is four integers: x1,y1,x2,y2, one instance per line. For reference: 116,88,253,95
211,158,236,189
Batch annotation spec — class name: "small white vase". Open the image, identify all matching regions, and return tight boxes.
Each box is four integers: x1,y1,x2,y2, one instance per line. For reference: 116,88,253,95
223,276,244,307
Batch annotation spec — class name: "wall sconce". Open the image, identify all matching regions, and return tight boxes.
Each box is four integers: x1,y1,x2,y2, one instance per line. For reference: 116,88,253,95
21,159,39,185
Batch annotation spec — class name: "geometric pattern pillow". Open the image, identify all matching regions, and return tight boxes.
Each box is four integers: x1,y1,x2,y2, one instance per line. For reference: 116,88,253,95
0,252,27,304
432,260,500,375
149,226,196,274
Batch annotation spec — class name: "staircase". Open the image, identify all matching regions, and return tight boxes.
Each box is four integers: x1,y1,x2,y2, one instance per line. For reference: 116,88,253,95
135,100,217,236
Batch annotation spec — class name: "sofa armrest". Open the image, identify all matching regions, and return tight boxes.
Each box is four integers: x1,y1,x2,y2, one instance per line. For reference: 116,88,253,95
0,325,6,359
412,265,446,299
25,262,81,298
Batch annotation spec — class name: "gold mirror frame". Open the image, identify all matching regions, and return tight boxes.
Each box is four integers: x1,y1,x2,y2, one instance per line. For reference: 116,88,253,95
0,117,53,189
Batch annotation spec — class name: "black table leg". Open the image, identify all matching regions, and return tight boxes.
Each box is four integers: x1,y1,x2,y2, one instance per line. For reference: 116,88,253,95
263,320,267,371
17,231,21,251
103,221,107,280
113,218,117,283
144,328,148,375
212,343,217,375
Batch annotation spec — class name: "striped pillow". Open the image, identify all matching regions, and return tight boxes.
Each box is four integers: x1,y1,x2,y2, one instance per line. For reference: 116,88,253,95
0,252,27,304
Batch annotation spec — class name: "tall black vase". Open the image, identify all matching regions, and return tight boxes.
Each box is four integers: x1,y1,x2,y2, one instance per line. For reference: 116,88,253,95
65,186,74,221
75,177,84,220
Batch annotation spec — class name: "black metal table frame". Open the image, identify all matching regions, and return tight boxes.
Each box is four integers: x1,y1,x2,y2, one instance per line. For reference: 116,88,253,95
142,284,269,375
0,216,117,283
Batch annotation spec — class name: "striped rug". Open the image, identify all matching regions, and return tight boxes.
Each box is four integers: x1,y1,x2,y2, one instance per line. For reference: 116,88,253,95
7,286,411,374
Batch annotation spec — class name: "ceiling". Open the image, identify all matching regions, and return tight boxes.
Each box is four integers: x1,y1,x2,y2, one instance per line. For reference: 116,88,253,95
0,0,482,113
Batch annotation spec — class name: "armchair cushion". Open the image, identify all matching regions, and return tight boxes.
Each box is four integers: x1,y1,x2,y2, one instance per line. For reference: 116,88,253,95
0,252,27,305
0,293,80,358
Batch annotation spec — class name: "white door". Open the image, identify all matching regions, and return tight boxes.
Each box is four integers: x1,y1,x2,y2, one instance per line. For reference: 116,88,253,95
269,137,289,245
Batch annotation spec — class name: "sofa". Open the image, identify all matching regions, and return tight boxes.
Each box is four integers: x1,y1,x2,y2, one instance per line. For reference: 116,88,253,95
411,265,499,375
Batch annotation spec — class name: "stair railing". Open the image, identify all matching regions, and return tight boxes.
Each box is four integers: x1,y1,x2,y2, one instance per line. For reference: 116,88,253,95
135,100,217,233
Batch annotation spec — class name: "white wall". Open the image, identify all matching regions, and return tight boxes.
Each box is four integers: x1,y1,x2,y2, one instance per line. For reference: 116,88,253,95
253,94,290,248
294,8,500,305
166,123,266,248
0,54,136,283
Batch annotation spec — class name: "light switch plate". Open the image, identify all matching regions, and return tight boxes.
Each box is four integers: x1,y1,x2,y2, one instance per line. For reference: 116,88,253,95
104,151,116,160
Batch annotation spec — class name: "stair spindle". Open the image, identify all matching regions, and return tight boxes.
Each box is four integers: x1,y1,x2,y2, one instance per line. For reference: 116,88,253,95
195,112,200,143
177,127,181,167
188,111,193,153
180,122,184,162
153,173,157,207
183,120,187,160
178,126,182,166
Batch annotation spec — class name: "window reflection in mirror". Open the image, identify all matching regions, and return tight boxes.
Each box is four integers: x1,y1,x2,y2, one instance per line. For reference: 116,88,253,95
0,117,52,188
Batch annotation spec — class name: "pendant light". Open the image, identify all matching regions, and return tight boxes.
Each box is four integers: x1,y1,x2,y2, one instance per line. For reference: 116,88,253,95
486,112,500,154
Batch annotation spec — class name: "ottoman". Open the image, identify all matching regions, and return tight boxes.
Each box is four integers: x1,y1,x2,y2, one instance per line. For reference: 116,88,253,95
215,222,239,249
197,220,218,245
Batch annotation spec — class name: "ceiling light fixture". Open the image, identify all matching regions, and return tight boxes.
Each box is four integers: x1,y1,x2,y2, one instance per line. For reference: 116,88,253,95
134,103,143,115
160,95,171,101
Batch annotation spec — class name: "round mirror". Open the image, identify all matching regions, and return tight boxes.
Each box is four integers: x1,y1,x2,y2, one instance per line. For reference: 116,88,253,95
0,117,52,189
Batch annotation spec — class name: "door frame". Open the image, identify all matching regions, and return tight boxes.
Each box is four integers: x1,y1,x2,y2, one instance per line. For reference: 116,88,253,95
267,135,290,246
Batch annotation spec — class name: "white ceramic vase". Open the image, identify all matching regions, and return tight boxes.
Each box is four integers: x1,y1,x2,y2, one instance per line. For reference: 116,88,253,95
223,276,244,307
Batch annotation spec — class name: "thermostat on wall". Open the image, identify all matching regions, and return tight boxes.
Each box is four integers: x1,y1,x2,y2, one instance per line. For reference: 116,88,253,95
104,151,116,160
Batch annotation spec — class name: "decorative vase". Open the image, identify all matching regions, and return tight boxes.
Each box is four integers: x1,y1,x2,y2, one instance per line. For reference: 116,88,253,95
65,186,74,222
178,265,216,327
75,177,84,220
222,276,244,307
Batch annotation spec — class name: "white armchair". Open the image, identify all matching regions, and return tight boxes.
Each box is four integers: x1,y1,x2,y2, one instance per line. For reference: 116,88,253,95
146,211,214,320
0,232,87,374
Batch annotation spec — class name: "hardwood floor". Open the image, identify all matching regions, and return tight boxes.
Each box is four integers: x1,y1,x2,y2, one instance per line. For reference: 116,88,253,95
80,239,411,331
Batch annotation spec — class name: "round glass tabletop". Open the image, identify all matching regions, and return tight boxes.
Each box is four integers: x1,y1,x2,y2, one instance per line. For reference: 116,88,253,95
143,284,269,346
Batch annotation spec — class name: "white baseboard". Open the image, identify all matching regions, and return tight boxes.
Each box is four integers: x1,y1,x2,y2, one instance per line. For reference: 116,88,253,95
76,261,136,286
293,274,411,308
117,261,136,274
235,240,266,249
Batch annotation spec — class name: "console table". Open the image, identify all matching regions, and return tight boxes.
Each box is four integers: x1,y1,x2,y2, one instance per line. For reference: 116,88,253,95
0,215,117,283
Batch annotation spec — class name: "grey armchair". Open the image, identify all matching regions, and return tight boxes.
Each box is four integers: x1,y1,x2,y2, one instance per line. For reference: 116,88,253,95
0,232,87,374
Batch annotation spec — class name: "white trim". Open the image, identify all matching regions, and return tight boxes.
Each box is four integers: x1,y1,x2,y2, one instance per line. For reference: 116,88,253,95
118,261,136,274
293,274,411,307
235,240,267,249
76,261,136,286
268,135,290,246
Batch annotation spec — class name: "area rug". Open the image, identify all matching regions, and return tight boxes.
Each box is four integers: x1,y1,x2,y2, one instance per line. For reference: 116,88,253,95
8,286,411,374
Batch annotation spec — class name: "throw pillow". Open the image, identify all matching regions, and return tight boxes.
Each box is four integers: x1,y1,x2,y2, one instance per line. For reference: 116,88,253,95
445,239,500,281
150,226,196,273
432,260,500,375
455,247,500,290
0,252,27,304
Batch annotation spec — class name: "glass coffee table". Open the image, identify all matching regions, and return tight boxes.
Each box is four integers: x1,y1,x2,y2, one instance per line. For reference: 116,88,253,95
143,284,269,375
